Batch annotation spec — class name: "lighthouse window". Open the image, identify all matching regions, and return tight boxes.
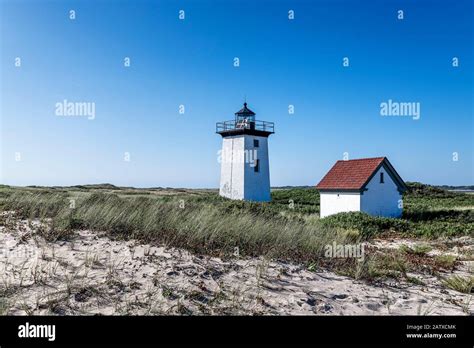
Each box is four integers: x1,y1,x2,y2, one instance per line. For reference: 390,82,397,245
254,159,260,173
380,172,384,183
253,139,259,147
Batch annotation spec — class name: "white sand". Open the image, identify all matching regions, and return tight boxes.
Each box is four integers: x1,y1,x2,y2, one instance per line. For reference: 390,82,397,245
0,216,472,316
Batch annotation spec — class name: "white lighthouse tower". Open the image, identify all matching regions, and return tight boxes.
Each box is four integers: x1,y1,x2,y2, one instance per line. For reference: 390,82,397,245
216,103,275,202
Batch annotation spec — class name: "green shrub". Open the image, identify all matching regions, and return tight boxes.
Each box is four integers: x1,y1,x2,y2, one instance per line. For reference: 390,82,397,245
434,255,457,270
442,275,474,294
411,221,474,238
403,209,474,223
400,244,432,256
320,212,411,238
338,251,408,280
406,182,457,198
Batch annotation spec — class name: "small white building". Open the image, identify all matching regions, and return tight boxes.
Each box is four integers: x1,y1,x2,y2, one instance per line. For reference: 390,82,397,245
216,103,274,202
316,157,407,218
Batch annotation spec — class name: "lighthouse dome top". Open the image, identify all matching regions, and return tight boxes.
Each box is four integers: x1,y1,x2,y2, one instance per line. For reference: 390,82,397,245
235,102,256,116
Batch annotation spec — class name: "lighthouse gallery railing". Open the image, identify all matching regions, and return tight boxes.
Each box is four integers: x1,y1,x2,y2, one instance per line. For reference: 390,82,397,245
216,120,274,133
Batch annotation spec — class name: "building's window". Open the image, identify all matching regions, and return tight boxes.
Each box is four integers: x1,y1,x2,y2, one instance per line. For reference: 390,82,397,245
253,139,259,147
380,172,384,183
254,159,260,173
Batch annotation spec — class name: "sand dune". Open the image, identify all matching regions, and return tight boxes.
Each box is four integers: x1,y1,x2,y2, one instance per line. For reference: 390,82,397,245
0,217,472,316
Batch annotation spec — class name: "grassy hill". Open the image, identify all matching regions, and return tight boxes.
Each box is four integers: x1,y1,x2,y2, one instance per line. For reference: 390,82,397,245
0,183,472,287
1,182,472,245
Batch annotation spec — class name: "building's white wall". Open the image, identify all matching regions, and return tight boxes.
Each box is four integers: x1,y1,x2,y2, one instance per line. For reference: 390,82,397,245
243,135,271,201
219,136,245,200
360,165,403,217
320,192,361,218
219,134,271,202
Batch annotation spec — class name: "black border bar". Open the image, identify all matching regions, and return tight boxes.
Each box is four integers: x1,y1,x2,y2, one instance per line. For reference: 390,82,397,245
0,315,472,346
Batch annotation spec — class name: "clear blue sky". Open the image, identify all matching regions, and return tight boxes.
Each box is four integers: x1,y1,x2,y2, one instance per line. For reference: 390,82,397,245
1,0,473,187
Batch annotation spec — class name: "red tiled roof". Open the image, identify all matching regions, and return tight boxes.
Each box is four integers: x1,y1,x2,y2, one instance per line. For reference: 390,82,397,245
316,157,386,190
